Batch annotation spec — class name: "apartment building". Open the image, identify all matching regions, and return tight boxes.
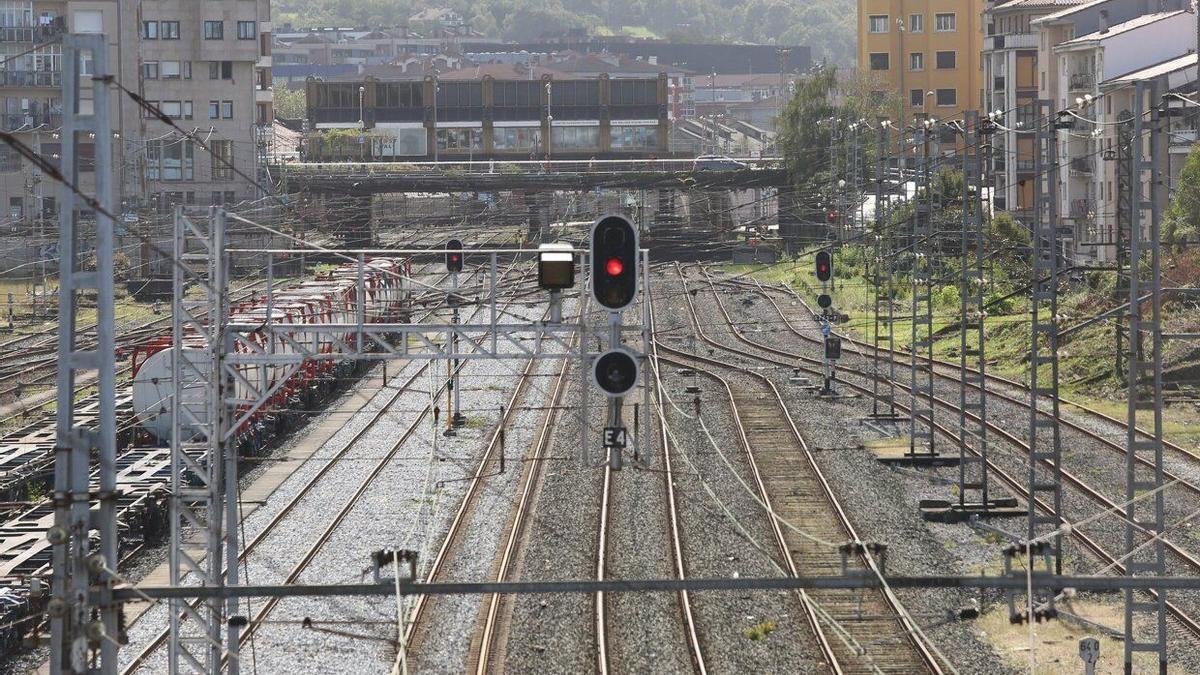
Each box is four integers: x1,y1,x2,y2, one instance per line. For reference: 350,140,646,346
857,0,987,128
982,0,1079,219
0,0,272,235
1031,0,1193,261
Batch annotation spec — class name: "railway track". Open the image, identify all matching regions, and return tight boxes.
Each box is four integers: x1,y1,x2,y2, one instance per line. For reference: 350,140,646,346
120,261,532,673
655,270,944,674
683,265,1200,644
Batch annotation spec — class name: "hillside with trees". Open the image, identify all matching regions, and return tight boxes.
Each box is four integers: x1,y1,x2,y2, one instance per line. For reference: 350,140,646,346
275,0,857,65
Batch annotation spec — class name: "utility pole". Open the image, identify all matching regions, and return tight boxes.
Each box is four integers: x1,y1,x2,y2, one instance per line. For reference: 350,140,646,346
1123,80,1167,675
908,120,937,460
1115,111,1134,377
955,110,1008,516
50,33,119,674
871,121,898,418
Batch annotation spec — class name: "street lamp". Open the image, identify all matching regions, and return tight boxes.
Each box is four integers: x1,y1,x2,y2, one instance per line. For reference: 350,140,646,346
432,78,440,163
358,85,365,129
358,85,366,160
545,81,553,160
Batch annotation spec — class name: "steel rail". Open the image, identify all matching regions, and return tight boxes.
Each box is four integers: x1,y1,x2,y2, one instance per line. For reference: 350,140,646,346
689,268,1200,642
119,262,526,673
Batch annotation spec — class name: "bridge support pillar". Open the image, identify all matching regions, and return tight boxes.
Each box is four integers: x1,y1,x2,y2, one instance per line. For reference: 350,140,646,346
342,193,376,248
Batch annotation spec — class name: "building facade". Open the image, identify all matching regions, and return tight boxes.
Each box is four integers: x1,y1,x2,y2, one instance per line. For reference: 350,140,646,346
0,0,273,235
857,0,987,125
982,0,1072,220
305,71,670,161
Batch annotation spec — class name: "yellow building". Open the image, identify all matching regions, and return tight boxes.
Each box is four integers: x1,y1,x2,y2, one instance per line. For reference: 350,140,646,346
857,0,987,126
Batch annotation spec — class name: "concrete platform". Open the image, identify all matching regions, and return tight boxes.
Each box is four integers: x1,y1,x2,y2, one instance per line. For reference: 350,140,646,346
867,437,961,467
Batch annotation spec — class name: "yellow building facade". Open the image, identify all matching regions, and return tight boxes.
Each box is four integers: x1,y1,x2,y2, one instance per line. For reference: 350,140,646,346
857,0,987,125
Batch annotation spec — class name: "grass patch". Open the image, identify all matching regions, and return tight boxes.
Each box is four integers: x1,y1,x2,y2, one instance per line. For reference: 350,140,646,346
743,619,777,641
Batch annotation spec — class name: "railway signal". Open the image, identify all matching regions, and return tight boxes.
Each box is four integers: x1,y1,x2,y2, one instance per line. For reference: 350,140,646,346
591,215,638,310
593,349,639,397
815,250,832,282
446,238,463,273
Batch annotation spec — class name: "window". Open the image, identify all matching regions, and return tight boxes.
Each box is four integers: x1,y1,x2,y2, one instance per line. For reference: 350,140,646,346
868,15,888,33
935,13,956,31
211,140,233,180
435,128,481,151
208,100,220,119
0,145,21,172
142,61,159,79
493,127,538,151
220,100,232,119
936,88,957,106
909,14,923,33
160,101,181,118
161,60,182,79
911,89,924,107
610,125,657,149
910,53,924,71
209,61,232,80
237,21,255,39
160,20,178,39
0,3,32,28
550,126,599,149
146,139,193,181
203,20,223,40
936,51,956,69
869,52,889,70
73,9,102,33
141,20,157,39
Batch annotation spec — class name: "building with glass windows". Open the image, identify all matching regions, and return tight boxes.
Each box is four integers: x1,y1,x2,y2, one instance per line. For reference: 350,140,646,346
304,66,670,161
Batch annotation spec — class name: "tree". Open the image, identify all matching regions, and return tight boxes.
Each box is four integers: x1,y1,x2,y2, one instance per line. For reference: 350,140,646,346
273,85,306,120
1166,143,1200,250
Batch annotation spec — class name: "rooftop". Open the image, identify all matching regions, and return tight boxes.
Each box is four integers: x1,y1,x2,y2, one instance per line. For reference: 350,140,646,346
1057,10,1188,46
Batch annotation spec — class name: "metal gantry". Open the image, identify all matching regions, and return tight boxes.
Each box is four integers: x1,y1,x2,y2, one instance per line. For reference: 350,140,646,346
871,123,897,418
170,207,247,674
1123,81,1167,674
908,123,937,458
956,111,992,509
50,34,119,674
1025,99,1064,575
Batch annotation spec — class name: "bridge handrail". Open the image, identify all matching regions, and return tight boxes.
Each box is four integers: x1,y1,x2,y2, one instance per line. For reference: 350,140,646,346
273,157,784,175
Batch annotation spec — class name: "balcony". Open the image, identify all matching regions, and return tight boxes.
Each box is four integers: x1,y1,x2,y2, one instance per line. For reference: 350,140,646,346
1070,198,1095,221
1170,128,1196,151
0,70,61,88
1069,157,1093,176
0,19,66,44
1,112,62,131
985,32,1038,51
1068,72,1094,92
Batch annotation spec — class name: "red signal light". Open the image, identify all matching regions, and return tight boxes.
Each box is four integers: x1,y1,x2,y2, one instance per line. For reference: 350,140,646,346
605,257,624,276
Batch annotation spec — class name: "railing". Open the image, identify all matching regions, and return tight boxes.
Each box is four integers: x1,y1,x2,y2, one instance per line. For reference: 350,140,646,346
0,70,61,87
1068,72,1094,91
1070,198,1095,220
1069,157,1093,175
1170,128,1197,146
1,112,61,130
0,19,66,43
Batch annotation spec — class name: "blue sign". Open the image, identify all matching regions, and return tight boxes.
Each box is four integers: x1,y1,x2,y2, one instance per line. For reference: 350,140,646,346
821,323,831,336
